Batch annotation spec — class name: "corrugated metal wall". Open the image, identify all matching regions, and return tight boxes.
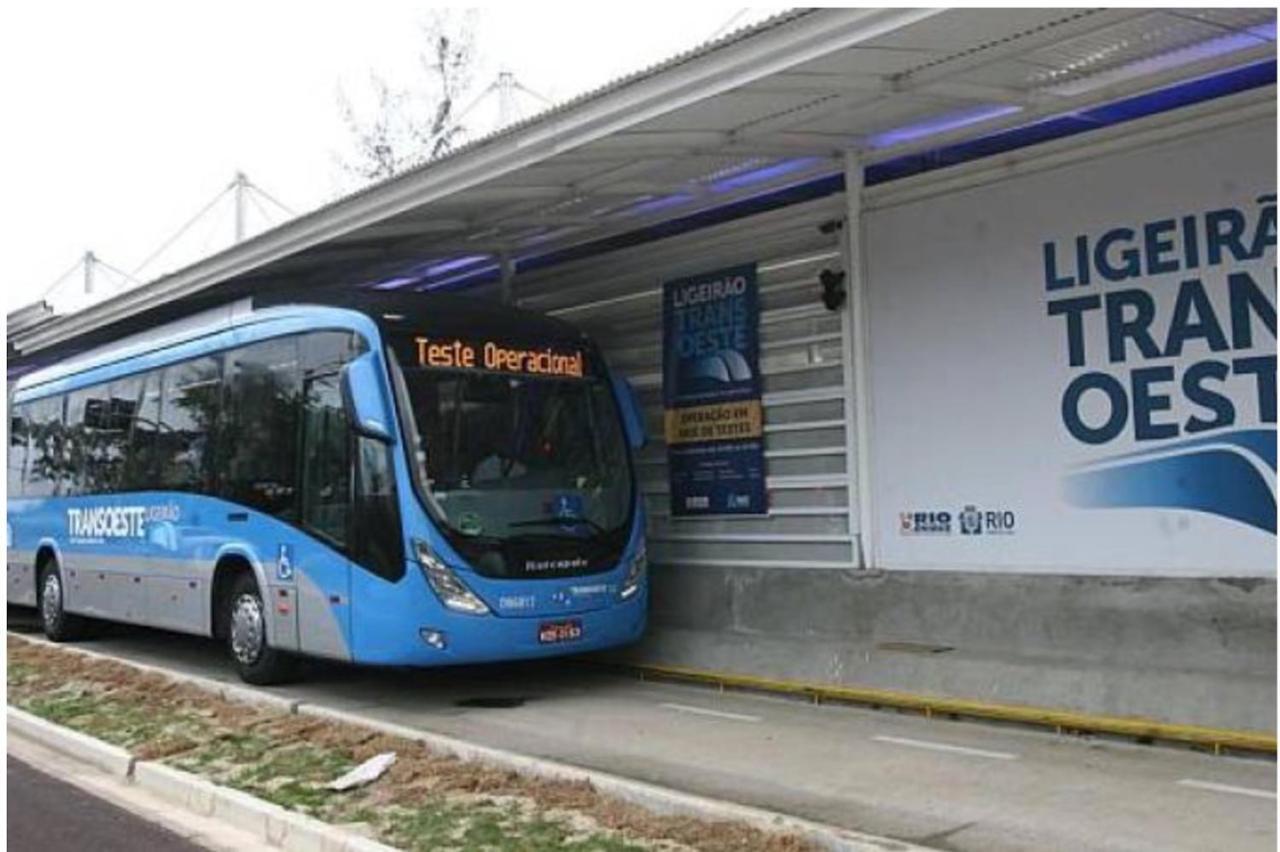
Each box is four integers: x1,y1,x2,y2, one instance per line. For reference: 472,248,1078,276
516,195,861,570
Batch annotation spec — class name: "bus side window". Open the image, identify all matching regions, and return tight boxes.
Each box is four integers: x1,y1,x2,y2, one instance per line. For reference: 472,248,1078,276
79,382,118,494
223,337,300,519
124,370,163,491
8,405,29,498
354,436,405,581
158,356,222,493
300,373,351,548
24,395,64,498
101,376,142,492
64,388,91,496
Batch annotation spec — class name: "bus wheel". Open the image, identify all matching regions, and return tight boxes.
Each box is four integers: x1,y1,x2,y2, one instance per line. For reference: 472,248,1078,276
225,573,295,685
38,564,88,642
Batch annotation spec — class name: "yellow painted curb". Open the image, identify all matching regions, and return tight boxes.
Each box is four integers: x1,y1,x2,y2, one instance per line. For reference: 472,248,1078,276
618,661,1277,755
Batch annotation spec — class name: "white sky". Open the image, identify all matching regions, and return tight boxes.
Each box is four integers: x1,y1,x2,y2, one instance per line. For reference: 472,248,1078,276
0,3,781,314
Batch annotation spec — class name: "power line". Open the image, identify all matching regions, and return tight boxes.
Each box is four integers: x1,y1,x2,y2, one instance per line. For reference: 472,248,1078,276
708,9,750,41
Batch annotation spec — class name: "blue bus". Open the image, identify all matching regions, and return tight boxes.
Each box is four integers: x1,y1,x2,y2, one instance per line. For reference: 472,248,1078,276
7,293,648,683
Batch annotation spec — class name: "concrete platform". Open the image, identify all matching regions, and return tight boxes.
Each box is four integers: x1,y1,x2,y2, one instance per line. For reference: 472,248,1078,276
632,565,1278,732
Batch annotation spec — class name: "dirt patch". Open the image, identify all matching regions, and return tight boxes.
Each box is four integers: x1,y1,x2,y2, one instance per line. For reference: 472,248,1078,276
8,636,815,852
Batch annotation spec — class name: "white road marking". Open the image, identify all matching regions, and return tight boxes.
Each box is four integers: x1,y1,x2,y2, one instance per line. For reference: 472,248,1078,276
1177,779,1277,800
872,735,1018,760
659,702,762,723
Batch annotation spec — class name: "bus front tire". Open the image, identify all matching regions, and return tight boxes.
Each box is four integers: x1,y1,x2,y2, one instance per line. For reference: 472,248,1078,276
38,563,89,642
225,573,296,685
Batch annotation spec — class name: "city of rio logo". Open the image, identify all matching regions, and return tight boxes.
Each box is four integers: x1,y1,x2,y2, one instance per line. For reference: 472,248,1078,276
900,507,1017,536
959,505,1017,536
899,511,952,535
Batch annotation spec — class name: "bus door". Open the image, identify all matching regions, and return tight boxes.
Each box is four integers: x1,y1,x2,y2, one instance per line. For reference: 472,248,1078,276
295,370,354,660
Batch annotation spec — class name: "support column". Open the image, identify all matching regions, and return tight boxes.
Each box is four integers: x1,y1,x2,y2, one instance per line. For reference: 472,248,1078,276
233,171,249,243
83,250,96,296
841,151,876,568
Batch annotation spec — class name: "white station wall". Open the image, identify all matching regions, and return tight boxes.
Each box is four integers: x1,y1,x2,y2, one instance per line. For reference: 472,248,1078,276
865,116,1277,576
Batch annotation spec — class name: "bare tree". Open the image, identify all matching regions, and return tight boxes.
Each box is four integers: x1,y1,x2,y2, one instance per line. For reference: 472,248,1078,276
335,10,478,186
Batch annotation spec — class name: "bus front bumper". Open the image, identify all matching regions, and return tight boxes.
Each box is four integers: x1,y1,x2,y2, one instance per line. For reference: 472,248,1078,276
353,593,647,667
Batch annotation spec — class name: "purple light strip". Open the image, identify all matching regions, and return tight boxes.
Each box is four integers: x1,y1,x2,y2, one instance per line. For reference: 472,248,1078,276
866,104,1024,149
708,157,826,192
416,263,501,292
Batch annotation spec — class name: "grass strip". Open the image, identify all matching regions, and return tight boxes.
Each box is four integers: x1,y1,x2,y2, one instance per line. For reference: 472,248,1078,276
8,636,812,852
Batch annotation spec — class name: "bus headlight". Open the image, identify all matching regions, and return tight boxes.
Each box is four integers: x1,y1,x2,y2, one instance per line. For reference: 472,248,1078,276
620,546,646,600
415,540,490,615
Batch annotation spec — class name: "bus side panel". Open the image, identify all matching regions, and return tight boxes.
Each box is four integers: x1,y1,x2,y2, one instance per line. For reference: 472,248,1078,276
7,500,39,606
202,503,352,661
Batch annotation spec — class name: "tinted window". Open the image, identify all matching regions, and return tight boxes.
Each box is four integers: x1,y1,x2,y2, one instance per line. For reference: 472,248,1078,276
63,388,92,495
223,338,301,518
8,405,29,498
24,395,64,498
124,371,163,491
300,372,350,547
157,356,221,492
73,380,133,494
97,377,141,492
354,436,404,580
300,331,360,377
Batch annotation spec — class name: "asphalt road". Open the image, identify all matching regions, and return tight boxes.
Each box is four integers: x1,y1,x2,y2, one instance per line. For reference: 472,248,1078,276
7,610,1277,852
8,755,201,852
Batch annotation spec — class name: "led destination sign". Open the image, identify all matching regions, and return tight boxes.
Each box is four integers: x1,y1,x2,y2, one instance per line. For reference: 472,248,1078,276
414,336,585,378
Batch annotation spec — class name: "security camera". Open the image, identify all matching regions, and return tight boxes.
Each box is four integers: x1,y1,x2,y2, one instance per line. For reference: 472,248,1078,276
818,219,845,235
819,269,846,311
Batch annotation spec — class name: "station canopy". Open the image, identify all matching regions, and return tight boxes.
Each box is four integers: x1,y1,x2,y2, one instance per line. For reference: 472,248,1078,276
8,7,1277,363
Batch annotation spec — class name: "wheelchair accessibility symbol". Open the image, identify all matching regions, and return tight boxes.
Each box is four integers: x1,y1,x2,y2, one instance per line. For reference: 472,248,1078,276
277,544,294,580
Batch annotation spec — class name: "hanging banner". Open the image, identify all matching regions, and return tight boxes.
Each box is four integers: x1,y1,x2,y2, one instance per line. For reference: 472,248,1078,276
662,263,766,516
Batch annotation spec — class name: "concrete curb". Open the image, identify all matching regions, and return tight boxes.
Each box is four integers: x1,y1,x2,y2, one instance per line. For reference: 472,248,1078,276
6,705,394,852
7,706,135,778
8,632,932,852
133,761,392,852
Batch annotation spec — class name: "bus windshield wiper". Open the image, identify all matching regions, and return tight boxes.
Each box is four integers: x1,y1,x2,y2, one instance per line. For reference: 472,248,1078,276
509,516,607,535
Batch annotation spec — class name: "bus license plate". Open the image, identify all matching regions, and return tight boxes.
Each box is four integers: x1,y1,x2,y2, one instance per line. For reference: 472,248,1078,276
538,619,583,644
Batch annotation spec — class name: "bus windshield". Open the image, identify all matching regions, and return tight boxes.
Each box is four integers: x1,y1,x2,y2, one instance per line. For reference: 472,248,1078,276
397,363,634,577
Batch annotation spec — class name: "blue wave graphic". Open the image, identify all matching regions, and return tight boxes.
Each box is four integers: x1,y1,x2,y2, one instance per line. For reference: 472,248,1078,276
1063,429,1277,534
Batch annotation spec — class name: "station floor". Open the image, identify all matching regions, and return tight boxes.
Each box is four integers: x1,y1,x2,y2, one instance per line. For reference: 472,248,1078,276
7,612,1275,852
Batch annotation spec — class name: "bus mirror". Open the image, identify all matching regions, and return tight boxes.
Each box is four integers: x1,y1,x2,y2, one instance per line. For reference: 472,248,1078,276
612,374,647,450
342,355,394,443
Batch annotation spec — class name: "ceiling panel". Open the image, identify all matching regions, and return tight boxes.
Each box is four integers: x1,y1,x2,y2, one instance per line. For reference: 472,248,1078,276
1020,10,1234,88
